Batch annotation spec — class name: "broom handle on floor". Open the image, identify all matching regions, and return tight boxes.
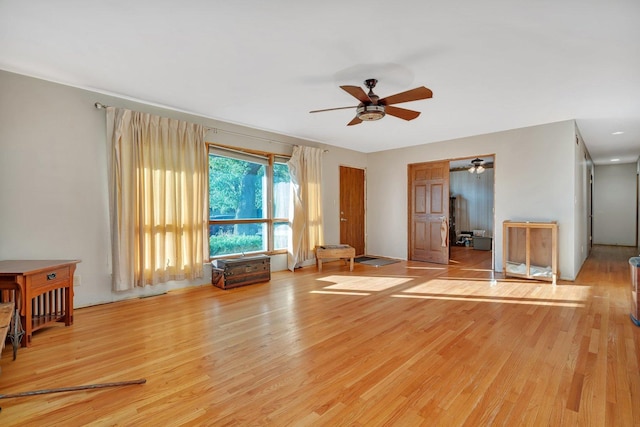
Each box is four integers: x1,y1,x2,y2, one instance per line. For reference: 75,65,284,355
0,378,146,399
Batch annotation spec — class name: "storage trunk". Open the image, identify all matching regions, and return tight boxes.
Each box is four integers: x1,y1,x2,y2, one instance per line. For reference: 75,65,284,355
211,255,270,289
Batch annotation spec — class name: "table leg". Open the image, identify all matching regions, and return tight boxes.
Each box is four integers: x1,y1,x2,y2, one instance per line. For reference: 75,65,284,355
318,258,323,272
16,277,29,347
66,264,76,325
349,257,354,271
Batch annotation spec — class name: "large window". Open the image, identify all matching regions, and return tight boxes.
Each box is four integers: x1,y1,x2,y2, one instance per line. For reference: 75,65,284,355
208,147,291,258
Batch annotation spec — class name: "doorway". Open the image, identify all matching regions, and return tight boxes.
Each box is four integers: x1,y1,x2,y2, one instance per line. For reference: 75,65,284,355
448,156,495,269
339,166,365,255
407,157,495,268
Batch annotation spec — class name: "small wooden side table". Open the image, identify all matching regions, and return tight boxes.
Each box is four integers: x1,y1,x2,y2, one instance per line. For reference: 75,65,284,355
315,245,355,272
0,260,80,347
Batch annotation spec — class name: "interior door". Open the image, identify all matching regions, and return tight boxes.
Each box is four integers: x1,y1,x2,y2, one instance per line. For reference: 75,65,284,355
589,168,594,250
409,161,450,264
340,166,365,255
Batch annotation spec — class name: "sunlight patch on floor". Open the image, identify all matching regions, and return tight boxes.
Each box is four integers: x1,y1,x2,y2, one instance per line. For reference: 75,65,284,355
310,290,371,296
311,275,591,307
392,293,585,308
400,278,591,306
317,275,414,292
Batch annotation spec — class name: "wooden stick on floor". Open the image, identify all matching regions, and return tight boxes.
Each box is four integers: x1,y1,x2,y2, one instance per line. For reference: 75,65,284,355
0,378,146,400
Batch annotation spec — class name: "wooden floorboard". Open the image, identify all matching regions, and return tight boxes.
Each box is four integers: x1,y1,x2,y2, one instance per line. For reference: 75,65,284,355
1,245,639,426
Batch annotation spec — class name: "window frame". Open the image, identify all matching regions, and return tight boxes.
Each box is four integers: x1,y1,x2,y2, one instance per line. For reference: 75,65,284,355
208,143,290,259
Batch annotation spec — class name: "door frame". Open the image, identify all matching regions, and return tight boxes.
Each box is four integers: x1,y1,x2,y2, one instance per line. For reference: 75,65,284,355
447,154,496,271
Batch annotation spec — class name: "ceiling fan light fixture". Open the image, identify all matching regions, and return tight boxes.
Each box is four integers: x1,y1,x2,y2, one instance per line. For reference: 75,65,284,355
356,105,386,121
468,158,485,174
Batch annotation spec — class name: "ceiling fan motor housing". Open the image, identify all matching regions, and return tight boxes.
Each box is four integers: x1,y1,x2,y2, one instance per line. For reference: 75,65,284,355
357,104,386,121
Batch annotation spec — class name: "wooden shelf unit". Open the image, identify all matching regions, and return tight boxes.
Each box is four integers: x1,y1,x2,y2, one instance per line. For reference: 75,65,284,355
503,221,558,284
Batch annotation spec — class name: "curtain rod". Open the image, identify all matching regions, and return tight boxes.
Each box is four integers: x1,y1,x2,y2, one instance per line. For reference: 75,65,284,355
93,101,328,152
210,128,328,152
210,127,290,147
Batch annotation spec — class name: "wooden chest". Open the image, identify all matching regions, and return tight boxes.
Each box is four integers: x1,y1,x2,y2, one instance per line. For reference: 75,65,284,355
211,255,271,289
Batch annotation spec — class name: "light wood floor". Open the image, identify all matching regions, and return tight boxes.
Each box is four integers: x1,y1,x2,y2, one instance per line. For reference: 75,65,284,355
1,246,639,426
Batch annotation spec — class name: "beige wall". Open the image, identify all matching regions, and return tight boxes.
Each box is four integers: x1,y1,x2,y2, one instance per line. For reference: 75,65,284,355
0,69,592,310
593,163,637,246
0,70,366,307
366,120,583,279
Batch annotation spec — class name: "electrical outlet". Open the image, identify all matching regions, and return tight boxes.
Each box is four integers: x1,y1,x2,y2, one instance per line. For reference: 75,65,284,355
74,275,81,287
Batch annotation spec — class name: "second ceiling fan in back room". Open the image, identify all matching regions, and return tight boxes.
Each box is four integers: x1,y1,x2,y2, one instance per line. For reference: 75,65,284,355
310,78,433,126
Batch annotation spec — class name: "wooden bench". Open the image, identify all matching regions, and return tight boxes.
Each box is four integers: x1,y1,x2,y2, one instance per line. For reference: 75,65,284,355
315,245,355,272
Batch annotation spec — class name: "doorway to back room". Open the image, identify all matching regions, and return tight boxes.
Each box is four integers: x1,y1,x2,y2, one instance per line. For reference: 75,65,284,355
449,156,495,270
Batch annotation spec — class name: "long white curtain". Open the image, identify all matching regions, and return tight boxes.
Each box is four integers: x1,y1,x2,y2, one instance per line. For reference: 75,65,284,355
287,146,324,271
106,107,208,291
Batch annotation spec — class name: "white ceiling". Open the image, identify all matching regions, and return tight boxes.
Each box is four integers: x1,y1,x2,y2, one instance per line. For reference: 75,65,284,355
1,1,639,164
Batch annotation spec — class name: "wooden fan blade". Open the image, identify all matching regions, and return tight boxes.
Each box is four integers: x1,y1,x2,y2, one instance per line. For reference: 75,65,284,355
379,86,433,105
347,116,362,126
309,106,357,113
385,105,421,121
340,85,371,103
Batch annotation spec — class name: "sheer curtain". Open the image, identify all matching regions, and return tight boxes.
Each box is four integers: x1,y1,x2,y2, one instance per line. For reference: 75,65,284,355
106,108,208,291
287,145,324,271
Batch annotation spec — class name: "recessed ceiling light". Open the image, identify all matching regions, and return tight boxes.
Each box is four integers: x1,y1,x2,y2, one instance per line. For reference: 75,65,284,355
611,158,621,162
612,131,624,135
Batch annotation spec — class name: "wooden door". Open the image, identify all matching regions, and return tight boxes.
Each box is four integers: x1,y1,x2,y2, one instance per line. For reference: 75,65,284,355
408,161,450,264
340,166,365,255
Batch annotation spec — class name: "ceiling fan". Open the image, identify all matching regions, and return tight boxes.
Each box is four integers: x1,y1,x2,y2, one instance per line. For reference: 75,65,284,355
468,158,486,174
310,78,433,126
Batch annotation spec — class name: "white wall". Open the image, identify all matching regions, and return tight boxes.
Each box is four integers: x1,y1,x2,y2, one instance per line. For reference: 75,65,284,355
0,70,366,307
366,120,581,280
592,163,637,246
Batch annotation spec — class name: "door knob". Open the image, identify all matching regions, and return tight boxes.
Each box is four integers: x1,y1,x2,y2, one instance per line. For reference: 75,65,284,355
340,218,347,222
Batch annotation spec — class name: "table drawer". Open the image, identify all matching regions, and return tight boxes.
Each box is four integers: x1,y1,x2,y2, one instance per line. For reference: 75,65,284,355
30,267,70,291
